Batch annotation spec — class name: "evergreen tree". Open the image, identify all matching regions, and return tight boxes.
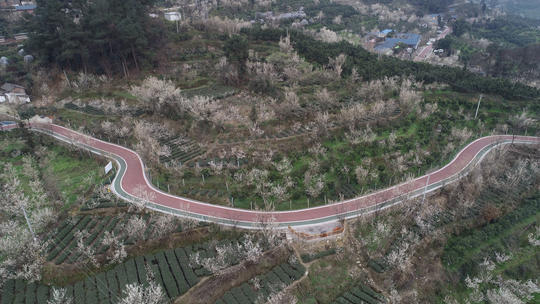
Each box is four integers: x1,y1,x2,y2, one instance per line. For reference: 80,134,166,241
26,0,158,75
224,35,249,76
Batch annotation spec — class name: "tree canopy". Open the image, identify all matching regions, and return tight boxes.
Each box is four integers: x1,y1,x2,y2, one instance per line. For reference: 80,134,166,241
26,0,159,76
243,27,540,100
224,35,249,75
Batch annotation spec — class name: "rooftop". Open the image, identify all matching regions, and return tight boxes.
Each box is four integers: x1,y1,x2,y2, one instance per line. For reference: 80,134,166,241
1,83,25,92
15,4,36,10
374,33,421,51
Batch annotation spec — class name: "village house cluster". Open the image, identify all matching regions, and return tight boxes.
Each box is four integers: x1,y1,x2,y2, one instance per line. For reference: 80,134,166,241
0,83,31,104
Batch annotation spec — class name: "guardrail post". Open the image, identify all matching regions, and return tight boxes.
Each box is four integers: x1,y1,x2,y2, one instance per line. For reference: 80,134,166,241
422,174,430,205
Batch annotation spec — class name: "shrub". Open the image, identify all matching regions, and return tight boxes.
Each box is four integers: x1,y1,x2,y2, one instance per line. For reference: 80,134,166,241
164,250,189,294
300,248,337,263
155,252,179,298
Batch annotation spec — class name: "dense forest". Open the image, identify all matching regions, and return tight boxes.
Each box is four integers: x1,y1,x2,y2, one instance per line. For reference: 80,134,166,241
25,0,161,76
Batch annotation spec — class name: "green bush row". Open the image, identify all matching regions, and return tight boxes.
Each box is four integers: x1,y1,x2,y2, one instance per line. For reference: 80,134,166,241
215,260,306,304
300,248,337,263
443,192,540,274
332,285,384,304
164,250,189,294
3,240,234,303
155,252,180,298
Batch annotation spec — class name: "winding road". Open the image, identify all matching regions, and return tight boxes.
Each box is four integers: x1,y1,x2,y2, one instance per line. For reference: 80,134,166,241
29,123,539,229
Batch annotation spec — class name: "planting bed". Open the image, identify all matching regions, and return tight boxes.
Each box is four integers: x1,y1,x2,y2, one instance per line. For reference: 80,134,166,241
159,136,205,165
214,260,306,304
331,283,385,304
0,240,230,303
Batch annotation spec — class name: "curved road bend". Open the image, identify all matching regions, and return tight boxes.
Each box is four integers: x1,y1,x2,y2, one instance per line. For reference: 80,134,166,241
30,123,539,229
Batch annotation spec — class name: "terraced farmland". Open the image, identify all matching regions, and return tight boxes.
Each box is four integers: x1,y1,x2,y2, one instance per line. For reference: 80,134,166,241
331,283,385,304
191,157,249,168
215,260,306,304
0,240,231,304
181,84,236,99
216,107,401,145
43,213,185,265
159,136,204,165
180,187,227,201
64,102,105,116
217,123,318,144
44,215,124,265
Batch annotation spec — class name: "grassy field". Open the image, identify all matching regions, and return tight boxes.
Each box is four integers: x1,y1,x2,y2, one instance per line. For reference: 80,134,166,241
296,252,358,304
0,129,105,209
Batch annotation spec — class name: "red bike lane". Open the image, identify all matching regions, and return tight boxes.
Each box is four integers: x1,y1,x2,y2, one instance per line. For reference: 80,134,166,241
35,123,538,226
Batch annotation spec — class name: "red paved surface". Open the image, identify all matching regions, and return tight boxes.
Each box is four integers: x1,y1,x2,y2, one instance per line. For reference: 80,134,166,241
32,123,538,226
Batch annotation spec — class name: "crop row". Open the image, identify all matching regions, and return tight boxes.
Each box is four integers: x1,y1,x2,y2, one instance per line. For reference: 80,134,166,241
300,248,337,263
1,240,222,304
217,124,316,144
1,279,49,304
215,106,400,145
367,259,386,273
46,215,92,263
64,102,105,116
180,188,225,199
332,283,385,304
45,214,128,265
192,157,249,168
80,191,128,211
215,260,306,304
159,136,204,165
181,84,236,100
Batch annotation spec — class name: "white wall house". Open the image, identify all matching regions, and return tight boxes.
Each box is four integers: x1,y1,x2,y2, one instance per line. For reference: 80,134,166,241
0,83,31,104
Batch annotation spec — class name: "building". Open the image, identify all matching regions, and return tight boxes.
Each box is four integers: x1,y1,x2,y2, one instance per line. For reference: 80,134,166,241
164,11,181,21
14,33,28,41
14,4,36,13
374,33,421,54
0,121,17,131
378,29,393,38
0,83,31,104
426,13,441,23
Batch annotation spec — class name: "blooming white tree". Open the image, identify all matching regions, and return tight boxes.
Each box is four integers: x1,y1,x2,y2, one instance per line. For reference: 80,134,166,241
328,54,347,78
124,216,147,241
47,288,73,304
129,76,182,114
102,231,127,265
528,226,540,246
150,214,178,239
190,232,274,276
75,230,98,267
118,281,166,304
